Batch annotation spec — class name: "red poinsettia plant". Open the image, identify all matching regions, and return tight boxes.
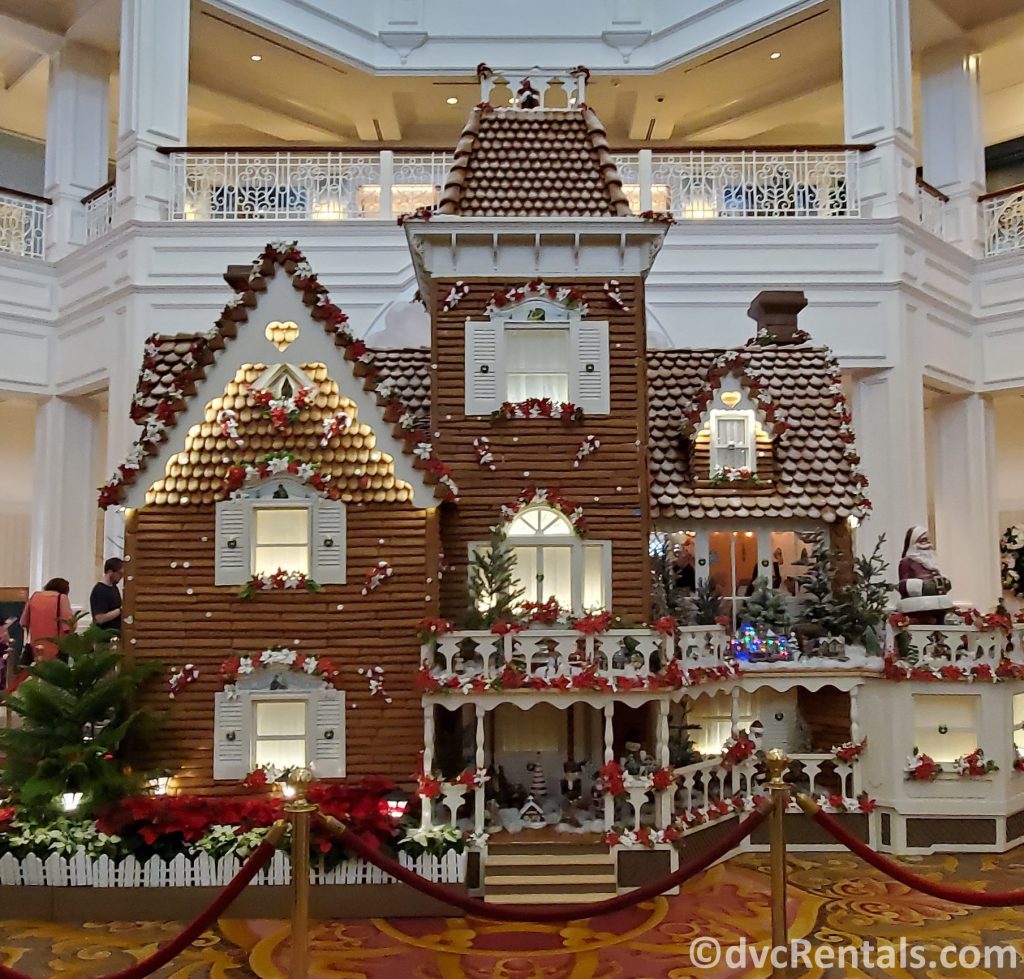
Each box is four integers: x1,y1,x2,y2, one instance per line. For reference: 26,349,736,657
720,730,757,770
597,761,626,798
652,616,679,636
416,617,453,645
832,738,867,765
954,748,998,778
905,748,941,781
571,610,613,635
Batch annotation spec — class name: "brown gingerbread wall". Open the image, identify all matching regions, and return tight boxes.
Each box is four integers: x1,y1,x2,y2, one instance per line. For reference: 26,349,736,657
429,277,651,622
123,503,438,794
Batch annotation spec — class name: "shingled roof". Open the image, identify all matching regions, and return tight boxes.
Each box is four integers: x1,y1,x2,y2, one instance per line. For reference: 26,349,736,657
647,344,866,522
436,106,632,217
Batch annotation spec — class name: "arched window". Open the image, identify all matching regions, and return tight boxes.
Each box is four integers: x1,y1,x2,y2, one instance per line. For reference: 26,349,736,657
503,504,609,612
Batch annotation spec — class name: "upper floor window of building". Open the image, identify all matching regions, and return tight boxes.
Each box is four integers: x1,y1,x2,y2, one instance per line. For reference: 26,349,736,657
710,409,756,472
464,301,609,415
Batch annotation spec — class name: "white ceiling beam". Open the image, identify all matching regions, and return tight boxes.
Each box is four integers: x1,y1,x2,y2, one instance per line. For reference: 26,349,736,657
0,48,44,91
0,11,65,54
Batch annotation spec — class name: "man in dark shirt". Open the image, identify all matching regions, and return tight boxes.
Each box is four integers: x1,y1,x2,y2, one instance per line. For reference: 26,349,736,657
90,557,124,634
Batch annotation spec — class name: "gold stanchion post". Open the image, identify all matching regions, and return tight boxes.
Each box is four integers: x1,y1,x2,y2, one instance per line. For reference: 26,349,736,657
284,767,317,979
765,748,790,977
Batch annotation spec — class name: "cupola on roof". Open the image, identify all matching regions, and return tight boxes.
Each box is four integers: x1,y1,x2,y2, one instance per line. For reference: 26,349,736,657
436,66,632,218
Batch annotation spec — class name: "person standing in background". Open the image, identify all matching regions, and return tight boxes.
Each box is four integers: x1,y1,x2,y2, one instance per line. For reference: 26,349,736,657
20,578,73,663
90,558,124,634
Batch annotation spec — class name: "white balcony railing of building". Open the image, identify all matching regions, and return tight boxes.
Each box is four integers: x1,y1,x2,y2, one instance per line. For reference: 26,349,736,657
0,186,47,259
83,180,116,242
165,148,452,221
891,624,1024,671
915,178,949,239
421,624,731,691
616,146,863,218
162,145,868,223
982,182,1024,256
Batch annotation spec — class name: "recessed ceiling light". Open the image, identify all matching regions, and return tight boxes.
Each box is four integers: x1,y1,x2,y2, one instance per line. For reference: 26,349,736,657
769,51,782,60
250,54,263,62
446,96,458,105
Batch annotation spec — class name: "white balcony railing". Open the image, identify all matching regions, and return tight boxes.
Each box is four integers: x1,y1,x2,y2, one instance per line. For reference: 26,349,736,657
0,188,47,259
672,756,758,819
892,625,1024,671
782,752,861,802
915,178,949,239
421,624,731,691
83,181,116,242
617,147,862,218
166,149,451,221
163,145,866,223
982,183,1024,256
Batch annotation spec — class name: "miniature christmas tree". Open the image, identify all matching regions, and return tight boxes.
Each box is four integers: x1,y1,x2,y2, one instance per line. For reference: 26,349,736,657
649,532,689,622
0,627,160,817
836,534,893,653
741,578,790,633
465,524,525,627
690,576,723,625
526,755,547,799
798,540,843,638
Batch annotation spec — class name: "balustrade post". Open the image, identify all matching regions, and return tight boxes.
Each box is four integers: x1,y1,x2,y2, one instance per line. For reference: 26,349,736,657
379,150,394,219
849,686,861,744
765,749,790,975
422,704,435,829
638,149,653,212
284,767,317,979
475,703,486,836
603,703,615,830
655,700,671,828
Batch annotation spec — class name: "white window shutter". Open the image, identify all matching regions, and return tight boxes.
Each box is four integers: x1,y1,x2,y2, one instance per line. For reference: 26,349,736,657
573,321,610,414
215,500,250,586
465,320,500,414
213,692,250,780
311,689,346,778
311,500,346,584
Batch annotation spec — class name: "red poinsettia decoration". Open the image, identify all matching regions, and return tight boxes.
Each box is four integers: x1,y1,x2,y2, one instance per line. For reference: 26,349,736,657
653,616,678,636
598,761,626,798
572,610,613,635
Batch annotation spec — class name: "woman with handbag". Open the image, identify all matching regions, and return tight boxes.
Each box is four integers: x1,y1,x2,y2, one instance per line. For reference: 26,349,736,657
19,577,73,665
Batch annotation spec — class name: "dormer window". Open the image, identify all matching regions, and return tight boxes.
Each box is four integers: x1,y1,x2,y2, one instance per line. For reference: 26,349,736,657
505,327,571,402
710,409,756,473
253,505,310,576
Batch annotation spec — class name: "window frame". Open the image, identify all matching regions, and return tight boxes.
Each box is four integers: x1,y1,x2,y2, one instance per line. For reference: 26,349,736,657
709,408,756,473
250,695,311,770
912,693,980,764
251,501,313,577
503,325,572,404
472,504,611,614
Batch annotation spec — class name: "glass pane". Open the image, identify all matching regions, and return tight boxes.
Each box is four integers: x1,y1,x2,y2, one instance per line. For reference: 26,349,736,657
541,546,572,606
255,700,307,737
508,506,573,538
539,510,572,535
583,545,605,610
734,532,757,596
1015,694,1024,751
716,416,747,446
913,695,978,762
253,545,310,576
512,547,539,603
255,508,309,545
508,511,540,536
255,738,307,770
507,373,569,402
505,329,569,371
708,532,733,596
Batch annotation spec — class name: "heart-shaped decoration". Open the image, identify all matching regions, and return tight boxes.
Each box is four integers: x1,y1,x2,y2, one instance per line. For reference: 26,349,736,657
721,390,742,408
265,320,299,351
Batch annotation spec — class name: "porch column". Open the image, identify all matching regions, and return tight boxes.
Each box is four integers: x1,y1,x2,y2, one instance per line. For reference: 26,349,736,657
43,44,111,259
840,0,916,219
850,366,928,575
474,703,486,836
603,703,614,830
849,686,862,743
920,42,985,254
655,700,671,829
29,397,103,611
114,0,190,224
421,703,435,829
931,393,1000,605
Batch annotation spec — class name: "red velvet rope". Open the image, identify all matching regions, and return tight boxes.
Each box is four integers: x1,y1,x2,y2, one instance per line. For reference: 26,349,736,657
322,804,769,922
808,805,1024,907
0,826,283,979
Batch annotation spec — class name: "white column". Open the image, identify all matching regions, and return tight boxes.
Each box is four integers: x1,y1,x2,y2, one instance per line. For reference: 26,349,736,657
603,702,614,830
29,397,102,614
840,0,916,220
474,703,486,835
851,365,928,575
115,0,190,223
920,43,985,254
43,44,111,259
932,393,1000,605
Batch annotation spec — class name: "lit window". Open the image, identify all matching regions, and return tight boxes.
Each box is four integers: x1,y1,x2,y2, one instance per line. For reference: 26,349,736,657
253,699,308,769
686,691,755,755
496,505,609,613
505,328,570,402
1015,693,1024,753
913,694,979,763
711,409,755,473
253,506,310,576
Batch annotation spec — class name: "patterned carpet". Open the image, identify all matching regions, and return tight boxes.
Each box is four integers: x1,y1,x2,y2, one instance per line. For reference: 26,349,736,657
3,850,1024,978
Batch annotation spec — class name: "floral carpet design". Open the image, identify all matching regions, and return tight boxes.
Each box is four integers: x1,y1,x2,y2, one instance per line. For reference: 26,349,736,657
3,851,1024,977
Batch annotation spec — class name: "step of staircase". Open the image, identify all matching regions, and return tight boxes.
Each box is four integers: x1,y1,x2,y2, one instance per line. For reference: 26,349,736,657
483,841,616,904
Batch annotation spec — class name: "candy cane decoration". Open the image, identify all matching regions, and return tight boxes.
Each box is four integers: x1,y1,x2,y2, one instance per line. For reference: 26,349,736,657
602,280,630,311
573,434,601,468
473,436,496,470
216,408,244,446
320,411,353,446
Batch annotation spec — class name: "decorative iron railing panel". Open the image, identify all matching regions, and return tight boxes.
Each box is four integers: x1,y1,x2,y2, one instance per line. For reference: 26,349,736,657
0,191,46,258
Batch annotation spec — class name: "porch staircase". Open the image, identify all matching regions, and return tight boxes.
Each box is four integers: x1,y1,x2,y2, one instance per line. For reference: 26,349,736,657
483,841,617,905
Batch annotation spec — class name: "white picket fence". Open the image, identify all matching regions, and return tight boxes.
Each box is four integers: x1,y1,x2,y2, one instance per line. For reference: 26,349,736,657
0,848,465,887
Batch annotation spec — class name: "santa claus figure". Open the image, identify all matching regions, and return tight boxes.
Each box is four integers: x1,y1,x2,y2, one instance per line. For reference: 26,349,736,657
897,526,953,623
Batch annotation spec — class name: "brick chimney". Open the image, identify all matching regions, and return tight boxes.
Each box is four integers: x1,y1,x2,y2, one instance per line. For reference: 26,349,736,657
746,290,808,344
